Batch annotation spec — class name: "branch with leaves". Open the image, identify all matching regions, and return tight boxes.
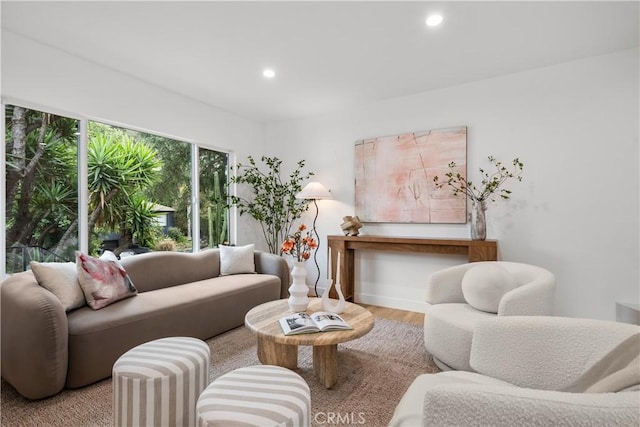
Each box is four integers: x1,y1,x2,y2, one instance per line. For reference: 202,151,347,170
433,156,524,202
229,156,314,254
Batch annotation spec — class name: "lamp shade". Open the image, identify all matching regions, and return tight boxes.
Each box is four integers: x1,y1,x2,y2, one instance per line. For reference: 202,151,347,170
296,182,332,200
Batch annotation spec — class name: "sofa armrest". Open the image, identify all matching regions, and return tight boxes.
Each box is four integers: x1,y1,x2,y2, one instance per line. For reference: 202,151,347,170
254,251,290,299
470,316,640,390
497,272,555,316
423,384,640,427
425,263,473,304
1,272,68,399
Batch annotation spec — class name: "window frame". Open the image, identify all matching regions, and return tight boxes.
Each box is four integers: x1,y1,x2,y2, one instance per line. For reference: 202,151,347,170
2,98,233,277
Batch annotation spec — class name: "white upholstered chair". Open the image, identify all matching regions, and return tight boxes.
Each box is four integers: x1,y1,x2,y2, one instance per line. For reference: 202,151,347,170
391,316,640,427
424,261,555,371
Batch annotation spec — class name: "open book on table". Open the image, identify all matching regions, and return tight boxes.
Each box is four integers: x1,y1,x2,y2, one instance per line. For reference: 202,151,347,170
279,311,352,336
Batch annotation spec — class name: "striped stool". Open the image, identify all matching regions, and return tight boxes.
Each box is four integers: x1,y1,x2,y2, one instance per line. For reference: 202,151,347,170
113,337,211,427
196,365,310,427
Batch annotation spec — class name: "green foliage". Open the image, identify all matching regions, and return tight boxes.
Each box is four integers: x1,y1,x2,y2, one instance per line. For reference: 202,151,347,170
201,171,228,247
31,180,77,249
6,106,230,267
87,126,162,230
137,134,191,234
75,124,161,251
5,107,79,260
230,156,313,254
433,156,524,202
140,135,229,247
126,194,161,248
167,227,188,244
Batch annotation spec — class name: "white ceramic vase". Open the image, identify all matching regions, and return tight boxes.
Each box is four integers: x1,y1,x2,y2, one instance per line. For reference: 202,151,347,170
321,279,346,314
288,261,310,312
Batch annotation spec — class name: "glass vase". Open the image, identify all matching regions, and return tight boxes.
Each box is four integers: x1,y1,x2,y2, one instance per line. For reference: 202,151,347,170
288,261,310,312
470,200,487,241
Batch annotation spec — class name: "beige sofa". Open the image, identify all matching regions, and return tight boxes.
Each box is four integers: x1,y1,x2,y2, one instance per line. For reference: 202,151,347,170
391,316,640,427
1,249,290,400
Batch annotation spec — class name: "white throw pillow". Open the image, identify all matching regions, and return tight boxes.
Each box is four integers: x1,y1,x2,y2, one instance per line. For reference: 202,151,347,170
461,264,518,313
219,244,256,275
76,251,137,310
30,261,86,311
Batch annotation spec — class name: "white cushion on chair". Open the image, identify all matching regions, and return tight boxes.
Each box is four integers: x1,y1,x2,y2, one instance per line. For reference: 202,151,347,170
461,264,517,313
424,303,495,371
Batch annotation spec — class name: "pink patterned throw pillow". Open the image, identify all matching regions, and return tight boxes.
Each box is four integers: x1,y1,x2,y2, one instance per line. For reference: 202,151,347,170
76,251,137,310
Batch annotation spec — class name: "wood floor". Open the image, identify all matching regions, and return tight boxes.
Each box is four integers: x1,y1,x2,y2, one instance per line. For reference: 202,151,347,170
359,303,424,326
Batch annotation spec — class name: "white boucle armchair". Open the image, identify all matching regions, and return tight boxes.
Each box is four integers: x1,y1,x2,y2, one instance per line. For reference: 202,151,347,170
424,261,555,371
391,316,640,427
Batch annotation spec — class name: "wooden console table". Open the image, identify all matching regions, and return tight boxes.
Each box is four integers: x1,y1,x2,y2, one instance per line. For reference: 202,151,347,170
327,235,498,302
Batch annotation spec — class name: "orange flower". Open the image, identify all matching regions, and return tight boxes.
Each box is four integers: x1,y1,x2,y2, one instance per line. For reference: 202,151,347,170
281,224,316,262
281,239,294,253
306,237,318,249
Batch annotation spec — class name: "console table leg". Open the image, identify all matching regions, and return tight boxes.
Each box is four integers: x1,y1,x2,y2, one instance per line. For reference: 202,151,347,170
257,335,298,369
313,344,338,389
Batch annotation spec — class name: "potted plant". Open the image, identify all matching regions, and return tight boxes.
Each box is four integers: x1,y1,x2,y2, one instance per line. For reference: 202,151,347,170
433,156,524,240
229,156,314,254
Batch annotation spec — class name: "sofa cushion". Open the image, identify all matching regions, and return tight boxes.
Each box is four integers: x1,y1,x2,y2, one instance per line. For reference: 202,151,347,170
121,250,221,293
65,273,280,388
461,264,517,313
76,251,137,310
219,244,256,275
424,303,495,371
30,261,86,311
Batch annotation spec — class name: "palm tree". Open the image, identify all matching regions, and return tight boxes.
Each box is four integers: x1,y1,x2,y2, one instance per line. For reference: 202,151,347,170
55,125,162,253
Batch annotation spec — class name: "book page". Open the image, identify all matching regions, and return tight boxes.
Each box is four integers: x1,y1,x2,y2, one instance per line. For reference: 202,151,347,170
311,312,351,331
280,312,319,335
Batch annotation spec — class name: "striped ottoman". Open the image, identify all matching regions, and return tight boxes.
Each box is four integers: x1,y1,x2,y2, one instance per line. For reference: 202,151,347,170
113,337,211,427
196,365,310,427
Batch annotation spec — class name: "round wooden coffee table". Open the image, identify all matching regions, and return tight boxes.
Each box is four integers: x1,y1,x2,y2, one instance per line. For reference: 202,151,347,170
245,298,374,388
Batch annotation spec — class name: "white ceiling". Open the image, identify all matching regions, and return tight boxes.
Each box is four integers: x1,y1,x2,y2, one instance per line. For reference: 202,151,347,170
2,1,638,123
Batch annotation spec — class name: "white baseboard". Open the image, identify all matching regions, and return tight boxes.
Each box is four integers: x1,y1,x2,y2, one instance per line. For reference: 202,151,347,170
356,293,428,314
311,285,428,315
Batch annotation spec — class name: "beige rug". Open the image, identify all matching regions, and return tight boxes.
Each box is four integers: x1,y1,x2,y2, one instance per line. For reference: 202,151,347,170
1,317,438,427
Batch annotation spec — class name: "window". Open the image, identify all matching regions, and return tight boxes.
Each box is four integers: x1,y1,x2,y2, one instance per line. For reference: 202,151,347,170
5,105,79,273
4,104,229,274
199,148,230,248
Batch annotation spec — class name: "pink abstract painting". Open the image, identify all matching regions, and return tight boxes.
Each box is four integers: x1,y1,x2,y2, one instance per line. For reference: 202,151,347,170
354,126,467,223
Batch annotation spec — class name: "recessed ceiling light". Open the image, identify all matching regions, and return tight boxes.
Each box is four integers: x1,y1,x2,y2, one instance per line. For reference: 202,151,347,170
426,14,443,27
263,69,276,79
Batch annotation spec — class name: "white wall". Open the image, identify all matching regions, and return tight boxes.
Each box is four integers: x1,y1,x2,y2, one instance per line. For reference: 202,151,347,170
1,31,265,247
266,49,640,320
3,30,638,320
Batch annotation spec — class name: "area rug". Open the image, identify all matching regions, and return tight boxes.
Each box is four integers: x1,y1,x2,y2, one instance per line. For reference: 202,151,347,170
1,317,439,426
